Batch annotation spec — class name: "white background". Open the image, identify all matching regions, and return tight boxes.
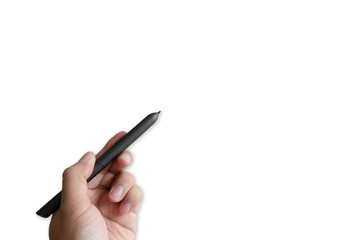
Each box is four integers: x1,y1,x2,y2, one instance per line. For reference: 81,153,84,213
0,1,358,239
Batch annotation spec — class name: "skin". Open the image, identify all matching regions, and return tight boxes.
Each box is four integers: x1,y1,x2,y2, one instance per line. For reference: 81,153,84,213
49,131,143,240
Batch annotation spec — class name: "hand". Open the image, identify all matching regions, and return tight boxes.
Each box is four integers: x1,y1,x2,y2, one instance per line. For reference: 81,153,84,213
49,132,143,240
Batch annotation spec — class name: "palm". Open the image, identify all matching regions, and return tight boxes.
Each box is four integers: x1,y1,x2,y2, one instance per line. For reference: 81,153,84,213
86,188,137,240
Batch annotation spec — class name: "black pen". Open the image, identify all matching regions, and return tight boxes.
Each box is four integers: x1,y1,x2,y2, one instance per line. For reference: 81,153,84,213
36,111,160,218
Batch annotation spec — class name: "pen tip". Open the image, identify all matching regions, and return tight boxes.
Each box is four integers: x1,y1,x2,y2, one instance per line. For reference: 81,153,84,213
157,111,161,114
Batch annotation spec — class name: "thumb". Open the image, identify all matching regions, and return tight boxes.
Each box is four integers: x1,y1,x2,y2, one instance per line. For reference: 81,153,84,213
60,152,96,214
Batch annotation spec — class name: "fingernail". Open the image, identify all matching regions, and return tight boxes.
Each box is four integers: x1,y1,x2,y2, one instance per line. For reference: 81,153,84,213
109,185,124,201
120,202,131,214
79,152,93,162
121,152,131,163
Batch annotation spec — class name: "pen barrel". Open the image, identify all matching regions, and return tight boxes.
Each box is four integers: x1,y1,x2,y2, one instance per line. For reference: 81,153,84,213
89,111,159,178
36,112,159,218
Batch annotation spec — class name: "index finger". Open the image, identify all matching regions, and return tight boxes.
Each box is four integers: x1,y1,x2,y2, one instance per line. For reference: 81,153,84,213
87,131,126,189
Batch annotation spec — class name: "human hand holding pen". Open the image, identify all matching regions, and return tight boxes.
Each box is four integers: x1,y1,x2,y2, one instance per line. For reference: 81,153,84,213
49,131,143,240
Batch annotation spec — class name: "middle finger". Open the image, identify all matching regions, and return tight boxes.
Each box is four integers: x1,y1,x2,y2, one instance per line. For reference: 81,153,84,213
108,171,135,202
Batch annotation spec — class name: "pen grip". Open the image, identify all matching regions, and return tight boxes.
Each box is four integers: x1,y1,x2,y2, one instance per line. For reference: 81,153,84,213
88,162,107,182
36,111,160,218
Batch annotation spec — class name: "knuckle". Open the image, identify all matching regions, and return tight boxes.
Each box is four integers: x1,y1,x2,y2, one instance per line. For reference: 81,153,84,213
62,167,73,179
129,174,135,183
122,171,135,183
134,186,143,200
